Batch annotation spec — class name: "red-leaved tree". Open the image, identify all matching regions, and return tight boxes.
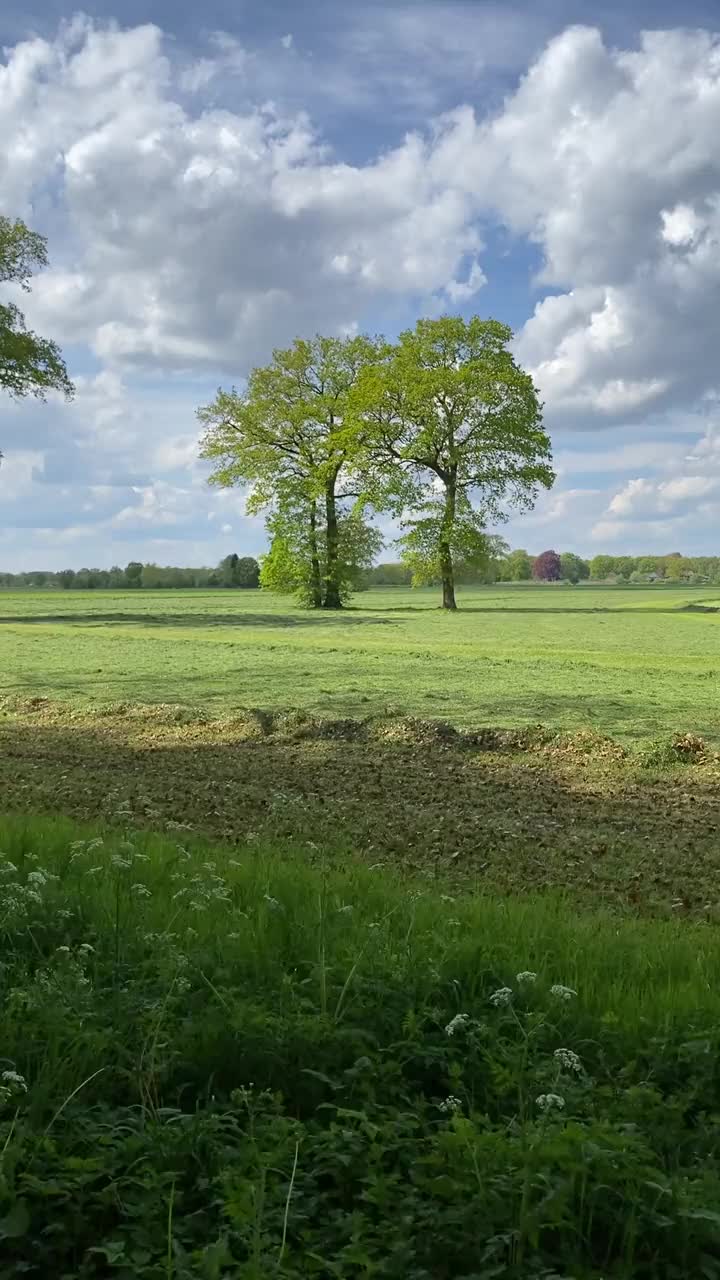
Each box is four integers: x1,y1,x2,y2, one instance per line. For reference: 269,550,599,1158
533,549,562,581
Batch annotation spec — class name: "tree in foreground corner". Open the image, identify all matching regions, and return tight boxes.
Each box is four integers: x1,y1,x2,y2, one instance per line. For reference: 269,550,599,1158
0,217,74,406
352,316,554,610
198,334,385,608
533,549,562,581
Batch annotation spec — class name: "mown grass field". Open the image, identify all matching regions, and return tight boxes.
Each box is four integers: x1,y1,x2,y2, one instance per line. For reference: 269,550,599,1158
1,582,719,742
3,814,720,1278
3,589,720,1274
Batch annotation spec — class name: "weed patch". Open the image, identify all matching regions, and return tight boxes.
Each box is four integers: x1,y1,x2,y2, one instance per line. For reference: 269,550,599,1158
2,816,720,1277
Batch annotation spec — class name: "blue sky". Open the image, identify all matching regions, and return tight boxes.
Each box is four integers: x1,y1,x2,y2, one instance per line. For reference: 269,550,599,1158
2,0,720,570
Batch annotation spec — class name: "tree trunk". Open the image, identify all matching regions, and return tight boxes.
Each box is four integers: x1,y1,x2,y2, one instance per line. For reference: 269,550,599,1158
322,481,342,608
308,501,322,609
439,473,457,611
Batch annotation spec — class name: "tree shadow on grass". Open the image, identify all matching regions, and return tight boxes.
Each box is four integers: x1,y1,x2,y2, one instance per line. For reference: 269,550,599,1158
0,611,398,630
2,711,720,915
362,604,707,616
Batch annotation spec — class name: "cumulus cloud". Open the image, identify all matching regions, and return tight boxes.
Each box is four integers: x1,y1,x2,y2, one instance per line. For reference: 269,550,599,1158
0,16,488,376
457,24,720,421
4,15,720,564
593,423,720,543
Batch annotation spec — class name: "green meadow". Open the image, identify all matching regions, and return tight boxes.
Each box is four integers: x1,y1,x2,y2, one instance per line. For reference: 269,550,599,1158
2,583,719,742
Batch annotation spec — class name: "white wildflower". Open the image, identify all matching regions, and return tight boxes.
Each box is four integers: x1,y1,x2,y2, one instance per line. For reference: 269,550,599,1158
444,1013,470,1036
78,943,95,955
550,984,577,1002
554,1048,582,1074
536,1092,565,1112
27,870,48,886
2,1070,27,1093
131,883,152,898
516,971,538,985
438,1095,462,1114
489,987,513,1008
110,855,132,871
263,895,281,909
55,945,70,954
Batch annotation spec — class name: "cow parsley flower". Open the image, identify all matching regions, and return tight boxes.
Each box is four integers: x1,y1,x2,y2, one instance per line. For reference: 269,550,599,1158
1,1070,27,1093
536,1092,565,1112
444,1013,470,1036
550,984,577,1002
516,971,538,985
489,987,513,1007
438,1095,463,1114
554,1048,582,1074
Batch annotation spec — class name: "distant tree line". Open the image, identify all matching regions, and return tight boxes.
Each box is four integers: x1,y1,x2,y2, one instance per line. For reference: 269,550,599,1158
367,550,720,587
0,554,260,591
5,550,720,592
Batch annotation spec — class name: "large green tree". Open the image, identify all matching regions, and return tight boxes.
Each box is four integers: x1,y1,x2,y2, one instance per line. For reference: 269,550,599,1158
0,217,74,409
198,335,384,609
352,316,554,610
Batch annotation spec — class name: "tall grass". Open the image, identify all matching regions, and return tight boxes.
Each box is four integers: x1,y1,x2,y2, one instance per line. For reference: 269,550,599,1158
2,814,720,1277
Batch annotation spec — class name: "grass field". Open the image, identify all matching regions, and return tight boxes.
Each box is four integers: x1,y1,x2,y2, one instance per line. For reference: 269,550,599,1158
2,583,720,918
2,583,719,742
3,814,720,1278
3,588,720,1274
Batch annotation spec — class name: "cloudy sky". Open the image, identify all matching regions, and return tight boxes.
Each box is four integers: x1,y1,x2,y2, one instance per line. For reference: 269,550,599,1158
3,0,720,570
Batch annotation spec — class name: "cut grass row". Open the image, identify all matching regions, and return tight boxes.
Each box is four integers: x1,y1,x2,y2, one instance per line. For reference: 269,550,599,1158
2,814,720,1278
3,697,720,917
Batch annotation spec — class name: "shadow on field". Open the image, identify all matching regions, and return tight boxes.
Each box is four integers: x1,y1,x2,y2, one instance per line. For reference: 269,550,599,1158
0,611,398,630
3,710,720,913
363,604,709,617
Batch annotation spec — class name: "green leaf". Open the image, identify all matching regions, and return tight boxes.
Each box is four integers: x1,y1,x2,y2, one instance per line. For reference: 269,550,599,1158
0,1198,30,1239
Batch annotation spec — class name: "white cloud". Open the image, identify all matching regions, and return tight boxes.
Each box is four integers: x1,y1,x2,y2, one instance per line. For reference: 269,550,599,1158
421,25,720,421
593,423,720,543
0,17,487,376
5,16,720,564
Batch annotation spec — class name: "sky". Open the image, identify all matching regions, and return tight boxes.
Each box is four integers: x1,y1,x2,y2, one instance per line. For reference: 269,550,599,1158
3,0,720,571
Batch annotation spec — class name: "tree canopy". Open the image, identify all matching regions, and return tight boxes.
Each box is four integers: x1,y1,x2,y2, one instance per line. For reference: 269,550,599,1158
533,550,562,581
0,216,74,405
351,316,554,609
198,334,384,608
